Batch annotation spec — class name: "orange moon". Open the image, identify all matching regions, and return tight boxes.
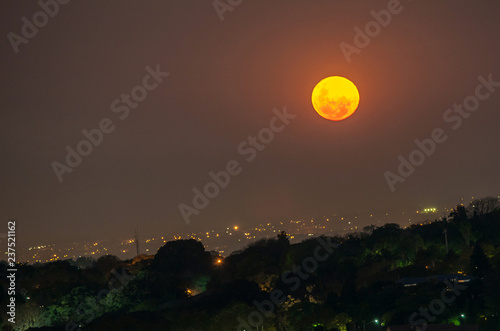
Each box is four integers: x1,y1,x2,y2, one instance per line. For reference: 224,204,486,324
311,76,360,121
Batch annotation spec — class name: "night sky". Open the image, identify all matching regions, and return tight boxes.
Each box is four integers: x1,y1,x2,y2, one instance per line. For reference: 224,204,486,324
1,1,499,247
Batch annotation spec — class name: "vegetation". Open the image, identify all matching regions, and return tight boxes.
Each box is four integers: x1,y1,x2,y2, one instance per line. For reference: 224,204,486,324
1,197,500,330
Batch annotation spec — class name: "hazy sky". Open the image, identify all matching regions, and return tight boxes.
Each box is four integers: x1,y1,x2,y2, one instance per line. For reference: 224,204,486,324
1,0,499,246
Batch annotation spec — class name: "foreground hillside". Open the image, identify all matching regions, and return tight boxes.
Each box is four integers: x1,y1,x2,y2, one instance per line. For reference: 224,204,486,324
1,197,500,330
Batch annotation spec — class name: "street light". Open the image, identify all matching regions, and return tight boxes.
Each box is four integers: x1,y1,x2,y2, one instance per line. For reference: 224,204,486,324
215,257,223,267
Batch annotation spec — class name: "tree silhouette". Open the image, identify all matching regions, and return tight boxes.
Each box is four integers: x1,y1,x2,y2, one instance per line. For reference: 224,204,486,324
469,243,491,278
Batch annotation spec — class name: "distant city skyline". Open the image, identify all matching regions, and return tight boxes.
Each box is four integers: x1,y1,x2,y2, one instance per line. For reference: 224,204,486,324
17,194,498,263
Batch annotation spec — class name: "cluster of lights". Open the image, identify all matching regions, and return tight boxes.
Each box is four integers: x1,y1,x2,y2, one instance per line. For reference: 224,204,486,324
28,245,48,251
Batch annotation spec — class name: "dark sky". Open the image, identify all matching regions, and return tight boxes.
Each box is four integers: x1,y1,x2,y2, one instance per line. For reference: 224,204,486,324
1,1,499,246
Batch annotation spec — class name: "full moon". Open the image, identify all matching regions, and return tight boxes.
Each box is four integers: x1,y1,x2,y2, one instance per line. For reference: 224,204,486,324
311,76,360,121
